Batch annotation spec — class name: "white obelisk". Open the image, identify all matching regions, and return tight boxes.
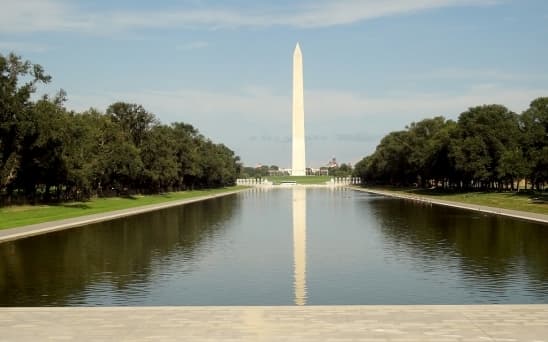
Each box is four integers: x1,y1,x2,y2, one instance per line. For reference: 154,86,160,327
292,43,306,176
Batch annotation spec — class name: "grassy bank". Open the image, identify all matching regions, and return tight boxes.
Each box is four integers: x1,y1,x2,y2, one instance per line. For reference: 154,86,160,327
0,186,247,230
360,186,548,215
267,176,331,184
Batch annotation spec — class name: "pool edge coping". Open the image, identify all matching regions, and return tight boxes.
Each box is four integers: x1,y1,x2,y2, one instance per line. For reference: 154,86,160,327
351,187,548,224
0,188,250,244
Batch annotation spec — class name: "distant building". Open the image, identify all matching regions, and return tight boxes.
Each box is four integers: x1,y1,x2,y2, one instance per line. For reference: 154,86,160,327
268,168,291,176
308,167,329,176
327,157,338,168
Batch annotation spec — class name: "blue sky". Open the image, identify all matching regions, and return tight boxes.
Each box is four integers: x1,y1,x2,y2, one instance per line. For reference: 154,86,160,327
1,0,548,167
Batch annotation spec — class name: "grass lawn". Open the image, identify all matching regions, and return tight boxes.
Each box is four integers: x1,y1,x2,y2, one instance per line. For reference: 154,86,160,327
0,186,247,230
364,186,548,215
266,175,331,184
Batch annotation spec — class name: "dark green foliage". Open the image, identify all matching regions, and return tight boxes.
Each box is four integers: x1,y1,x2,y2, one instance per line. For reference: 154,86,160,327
520,97,548,189
0,53,240,204
329,163,353,177
354,99,548,191
240,165,269,178
106,102,156,147
0,53,51,192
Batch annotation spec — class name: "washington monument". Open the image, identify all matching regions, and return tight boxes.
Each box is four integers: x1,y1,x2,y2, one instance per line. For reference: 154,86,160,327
292,43,306,176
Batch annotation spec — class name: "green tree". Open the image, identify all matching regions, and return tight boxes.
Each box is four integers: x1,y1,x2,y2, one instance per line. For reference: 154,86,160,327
106,102,156,147
94,113,143,194
450,105,520,189
171,122,203,189
330,163,352,177
0,53,51,194
406,117,454,187
13,94,69,201
497,149,528,190
62,111,98,199
521,97,548,189
140,125,178,192
374,131,414,185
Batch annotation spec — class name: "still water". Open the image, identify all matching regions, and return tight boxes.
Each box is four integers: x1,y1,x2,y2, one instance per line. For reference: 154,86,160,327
1,188,547,306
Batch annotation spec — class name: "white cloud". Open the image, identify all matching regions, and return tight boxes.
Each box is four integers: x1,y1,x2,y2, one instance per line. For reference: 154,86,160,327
175,41,209,51
66,84,547,127
0,0,90,33
65,83,546,166
278,0,499,28
405,68,548,82
0,41,48,53
0,0,499,33
66,86,289,129
307,86,547,120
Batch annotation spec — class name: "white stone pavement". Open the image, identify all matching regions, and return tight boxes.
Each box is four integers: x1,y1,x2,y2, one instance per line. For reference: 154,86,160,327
353,187,548,224
0,305,547,341
0,189,247,244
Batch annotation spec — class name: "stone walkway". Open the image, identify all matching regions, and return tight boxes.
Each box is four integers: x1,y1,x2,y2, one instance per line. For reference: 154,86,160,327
1,305,547,341
0,189,246,244
353,188,548,224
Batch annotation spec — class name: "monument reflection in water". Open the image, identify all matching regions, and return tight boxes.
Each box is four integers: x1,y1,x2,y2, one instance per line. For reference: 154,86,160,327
292,187,307,305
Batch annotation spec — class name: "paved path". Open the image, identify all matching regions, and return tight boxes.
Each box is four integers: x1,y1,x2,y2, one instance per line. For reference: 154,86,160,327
0,189,247,244
1,305,547,341
353,187,548,224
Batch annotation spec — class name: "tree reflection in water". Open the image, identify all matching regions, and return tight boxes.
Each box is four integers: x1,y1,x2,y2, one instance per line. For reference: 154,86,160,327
0,195,240,306
367,197,548,301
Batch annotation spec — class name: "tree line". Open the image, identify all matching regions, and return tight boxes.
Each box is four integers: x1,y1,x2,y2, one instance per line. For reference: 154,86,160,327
1,53,241,204
353,98,548,191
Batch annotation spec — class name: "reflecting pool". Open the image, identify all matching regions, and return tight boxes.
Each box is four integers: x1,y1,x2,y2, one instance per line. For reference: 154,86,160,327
1,188,547,306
